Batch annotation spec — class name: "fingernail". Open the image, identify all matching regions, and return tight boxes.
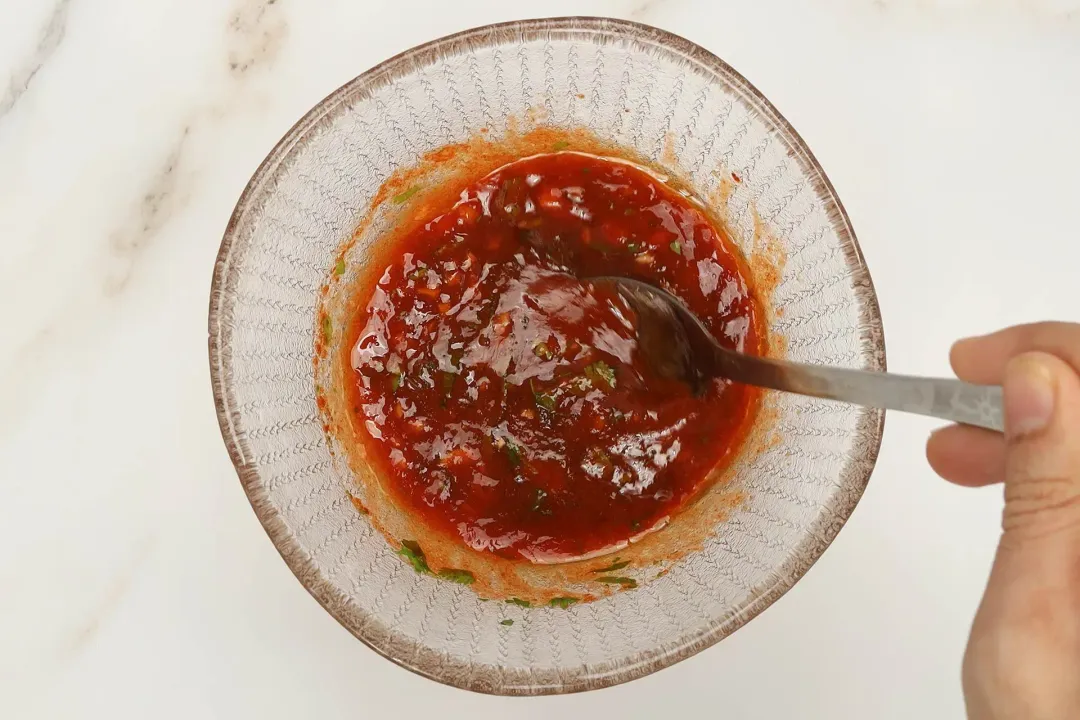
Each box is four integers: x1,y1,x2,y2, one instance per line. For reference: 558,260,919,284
1003,355,1056,439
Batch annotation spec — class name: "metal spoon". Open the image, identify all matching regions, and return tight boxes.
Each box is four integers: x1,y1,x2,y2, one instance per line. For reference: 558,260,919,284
597,277,1003,432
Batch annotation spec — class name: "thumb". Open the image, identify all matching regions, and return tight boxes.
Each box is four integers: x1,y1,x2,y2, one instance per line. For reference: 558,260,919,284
1001,352,1080,543
963,352,1080,717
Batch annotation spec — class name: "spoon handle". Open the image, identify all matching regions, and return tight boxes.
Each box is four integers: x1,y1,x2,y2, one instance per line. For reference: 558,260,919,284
715,350,1004,432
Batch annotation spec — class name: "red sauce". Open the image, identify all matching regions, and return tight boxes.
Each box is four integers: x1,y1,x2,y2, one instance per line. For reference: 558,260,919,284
347,152,763,563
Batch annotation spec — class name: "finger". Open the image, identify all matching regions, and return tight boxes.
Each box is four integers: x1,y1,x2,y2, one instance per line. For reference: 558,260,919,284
950,322,1080,386
1000,352,1080,543
963,352,1080,716
926,424,1006,487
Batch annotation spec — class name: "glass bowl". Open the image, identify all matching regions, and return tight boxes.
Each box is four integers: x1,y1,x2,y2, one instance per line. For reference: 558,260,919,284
208,17,885,695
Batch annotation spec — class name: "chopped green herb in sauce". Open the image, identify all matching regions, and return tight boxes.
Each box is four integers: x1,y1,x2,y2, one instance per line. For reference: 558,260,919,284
595,576,638,589
552,140,570,151
549,597,580,608
321,315,333,343
669,241,682,254
531,488,550,514
588,447,613,469
393,185,421,204
398,540,430,574
502,436,523,467
532,341,555,360
437,568,475,585
585,361,616,390
592,559,631,574
506,598,531,608
391,372,404,392
534,392,556,412
517,216,543,230
500,619,514,626
530,379,557,411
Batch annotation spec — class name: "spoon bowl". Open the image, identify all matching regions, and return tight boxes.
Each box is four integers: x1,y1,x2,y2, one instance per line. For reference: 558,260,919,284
599,277,1004,432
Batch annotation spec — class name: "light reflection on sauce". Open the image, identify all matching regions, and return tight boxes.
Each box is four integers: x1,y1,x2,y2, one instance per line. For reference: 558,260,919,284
345,152,763,562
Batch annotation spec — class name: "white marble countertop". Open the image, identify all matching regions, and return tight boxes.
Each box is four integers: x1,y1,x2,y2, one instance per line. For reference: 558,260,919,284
4,0,1080,717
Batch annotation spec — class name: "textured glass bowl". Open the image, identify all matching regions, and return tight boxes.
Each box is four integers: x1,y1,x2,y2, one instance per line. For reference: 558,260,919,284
209,17,885,695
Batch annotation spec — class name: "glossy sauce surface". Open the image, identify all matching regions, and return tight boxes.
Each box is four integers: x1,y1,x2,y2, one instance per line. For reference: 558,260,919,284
347,153,762,562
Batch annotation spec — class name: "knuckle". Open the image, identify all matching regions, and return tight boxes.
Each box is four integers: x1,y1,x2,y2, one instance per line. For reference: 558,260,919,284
1002,477,1080,541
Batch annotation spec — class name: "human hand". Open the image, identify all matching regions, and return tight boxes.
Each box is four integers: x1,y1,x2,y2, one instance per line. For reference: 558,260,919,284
927,323,1080,719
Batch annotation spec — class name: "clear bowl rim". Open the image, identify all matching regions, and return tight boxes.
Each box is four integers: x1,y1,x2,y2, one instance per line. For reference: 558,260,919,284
208,15,886,696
